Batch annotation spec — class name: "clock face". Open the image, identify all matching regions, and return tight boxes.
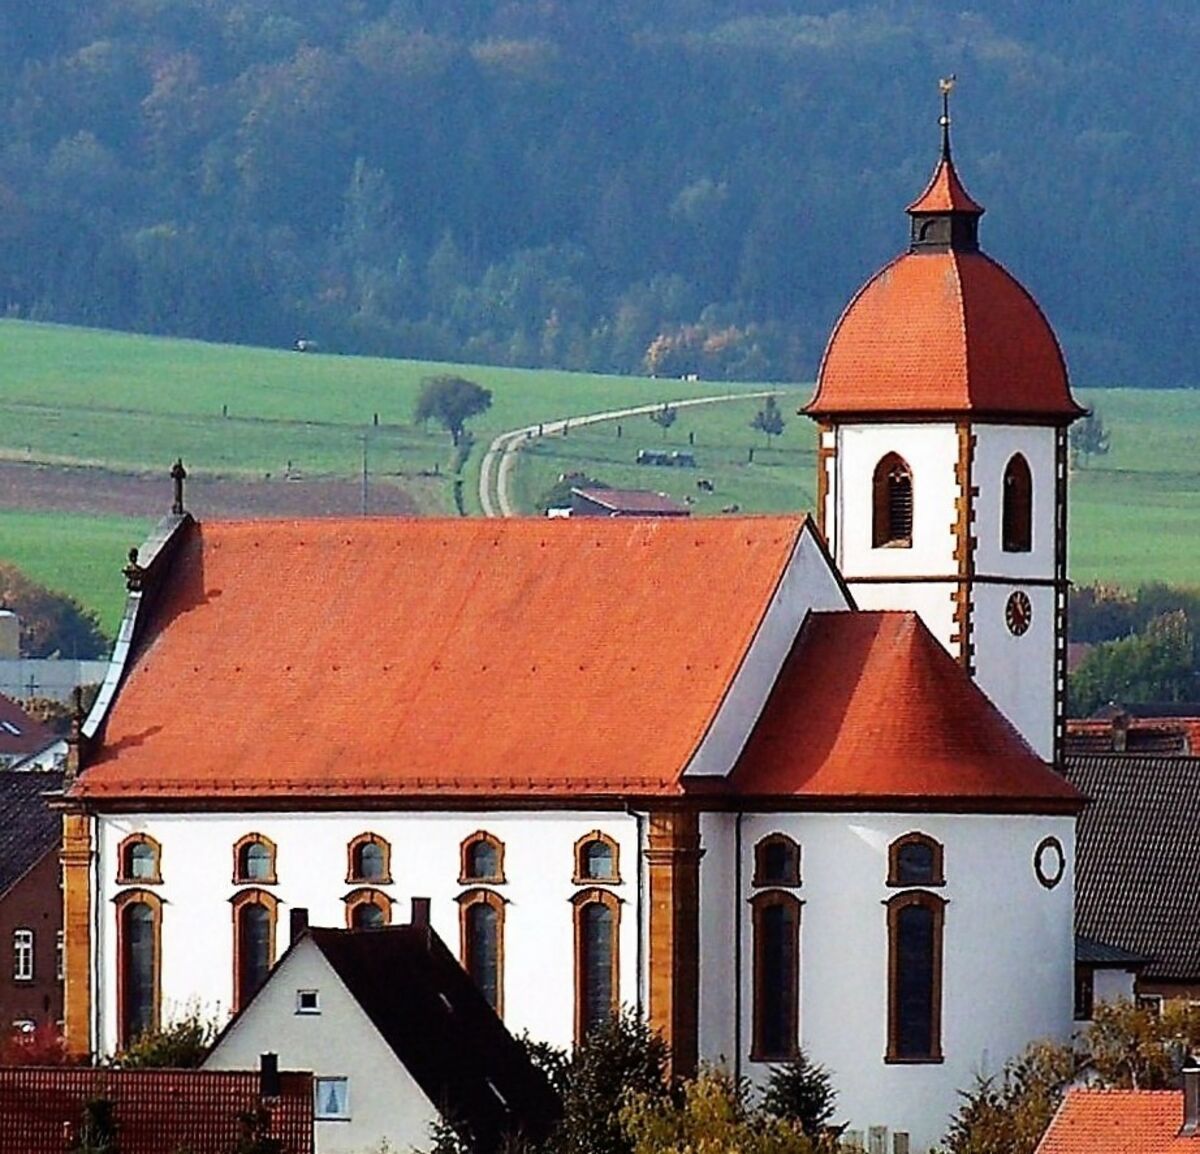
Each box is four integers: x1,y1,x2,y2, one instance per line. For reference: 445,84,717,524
1005,591,1032,636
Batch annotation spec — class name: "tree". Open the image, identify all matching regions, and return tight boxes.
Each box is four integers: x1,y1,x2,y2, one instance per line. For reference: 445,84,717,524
0,563,109,658
112,1004,217,1068
1070,609,1195,715
750,395,785,446
414,375,493,447
1069,409,1110,466
1087,998,1200,1090
648,403,677,440
70,1096,118,1154
762,1052,838,1140
620,1066,818,1154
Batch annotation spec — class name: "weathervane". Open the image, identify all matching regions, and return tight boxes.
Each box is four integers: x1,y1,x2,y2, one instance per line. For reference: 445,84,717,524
939,74,957,160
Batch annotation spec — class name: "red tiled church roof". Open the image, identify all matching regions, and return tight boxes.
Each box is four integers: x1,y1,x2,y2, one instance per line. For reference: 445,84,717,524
75,517,808,800
1037,1088,1199,1153
728,612,1081,808
806,250,1083,420
906,153,984,215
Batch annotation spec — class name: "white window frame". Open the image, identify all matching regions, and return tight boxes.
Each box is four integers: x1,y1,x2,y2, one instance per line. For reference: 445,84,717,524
13,929,33,982
314,1076,350,1121
55,930,64,981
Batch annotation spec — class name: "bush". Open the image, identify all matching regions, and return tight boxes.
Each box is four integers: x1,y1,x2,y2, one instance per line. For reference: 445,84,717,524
112,1005,219,1068
762,1052,838,1139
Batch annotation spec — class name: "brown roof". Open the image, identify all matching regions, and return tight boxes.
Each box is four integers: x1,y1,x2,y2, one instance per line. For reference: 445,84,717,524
0,1068,313,1154
728,612,1082,810
75,516,810,800
906,153,985,215
806,249,1083,420
1037,1088,1199,1153
0,694,55,760
571,488,690,516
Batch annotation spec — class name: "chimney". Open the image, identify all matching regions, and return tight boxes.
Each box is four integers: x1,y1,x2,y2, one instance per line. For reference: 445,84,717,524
259,1052,280,1099
411,897,431,928
1111,711,1129,753
0,610,18,660
1183,1062,1199,1136
289,907,309,944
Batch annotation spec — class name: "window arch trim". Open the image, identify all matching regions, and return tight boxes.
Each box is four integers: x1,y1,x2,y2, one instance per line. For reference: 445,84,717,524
116,833,163,885
872,452,914,549
571,887,621,1044
230,888,278,1013
457,888,506,1016
342,887,393,928
232,833,277,886
752,833,802,888
459,831,506,885
114,888,163,1049
750,889,803,1061
573,831,621,885
887,832,945,888
1002,452,1033,554
885,889,946,1064
345,832,392,885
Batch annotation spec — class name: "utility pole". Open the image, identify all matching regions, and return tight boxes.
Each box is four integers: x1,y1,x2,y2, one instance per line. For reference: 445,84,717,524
361,433,369,515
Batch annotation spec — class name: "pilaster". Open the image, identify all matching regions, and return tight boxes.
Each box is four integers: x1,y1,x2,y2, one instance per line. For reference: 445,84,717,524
61,808,94,1058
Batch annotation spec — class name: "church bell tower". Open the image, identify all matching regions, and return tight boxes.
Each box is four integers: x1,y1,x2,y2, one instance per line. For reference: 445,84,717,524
804,82,1084,763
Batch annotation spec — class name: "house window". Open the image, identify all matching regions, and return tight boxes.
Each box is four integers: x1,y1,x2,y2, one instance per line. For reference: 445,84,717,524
460,832,505,884
753,834,801,888
296,989,320,1015
1002,453,1033,553
12,930,33,982
1074,966,1094,1022
232,834,277,885
886,891,946,1063
344,888,392,929
574,831,620,884
314,1076,350,1121
458,889,504,1015
115,889,162,1048
573,888,620,1043
872,453,913,548
888,833,945,887
117,834,162,885
751,891,801,1060
231,889,277,1012
346,833,391,884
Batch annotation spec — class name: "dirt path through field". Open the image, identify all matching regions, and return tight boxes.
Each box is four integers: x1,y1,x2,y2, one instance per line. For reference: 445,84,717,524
0,461,423,519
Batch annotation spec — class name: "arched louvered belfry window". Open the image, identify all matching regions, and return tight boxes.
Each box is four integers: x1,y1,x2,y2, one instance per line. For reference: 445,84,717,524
1002,453,1033,553
873,453,914,548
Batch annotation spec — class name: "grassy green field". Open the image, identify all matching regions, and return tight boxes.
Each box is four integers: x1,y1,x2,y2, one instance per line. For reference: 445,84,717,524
1,321,1199,635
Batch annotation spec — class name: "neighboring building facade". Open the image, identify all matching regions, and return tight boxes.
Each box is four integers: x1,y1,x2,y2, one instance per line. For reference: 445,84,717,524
205,914,560,1154
0,693,57,769
0,772,64,1037
59,116,1085,1154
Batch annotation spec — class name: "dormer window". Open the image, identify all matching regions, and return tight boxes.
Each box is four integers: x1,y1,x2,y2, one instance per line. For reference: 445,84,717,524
574,832,620,884
873,454,913,548
117,834,162,885
233,834,277,885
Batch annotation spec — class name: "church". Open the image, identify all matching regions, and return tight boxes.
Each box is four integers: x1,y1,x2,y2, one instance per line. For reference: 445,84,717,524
59,109,1085,1153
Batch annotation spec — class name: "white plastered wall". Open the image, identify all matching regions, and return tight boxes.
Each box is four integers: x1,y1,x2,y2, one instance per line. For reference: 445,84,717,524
1092,968,1137,1009
204,938,438,1154
95,810,639,1058
723,811,1075,1154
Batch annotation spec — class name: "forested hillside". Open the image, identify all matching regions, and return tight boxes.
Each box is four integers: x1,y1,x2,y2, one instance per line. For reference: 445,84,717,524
1,2,1196,384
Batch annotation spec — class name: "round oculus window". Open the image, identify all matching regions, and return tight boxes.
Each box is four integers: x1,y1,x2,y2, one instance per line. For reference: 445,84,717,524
1034,836,1065,889
1006,590,1032,636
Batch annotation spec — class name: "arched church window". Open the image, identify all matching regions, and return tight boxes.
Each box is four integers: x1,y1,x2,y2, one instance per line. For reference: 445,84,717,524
751,890,801,1060
344,888,392,929
116,889,161,1048
574,831,620,884
753,834,801,888
886,890,946,1062
232,833,277,885
117,833,162,884
460,832,506,884
888,833,945,887
231,889,277,1012
346,833,391,884
573,888,620,1043
1002,454,1033,553
458,889,505,1015
872,454,913,548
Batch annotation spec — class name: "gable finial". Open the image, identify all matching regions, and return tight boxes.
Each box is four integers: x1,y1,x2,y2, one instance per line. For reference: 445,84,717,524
170,458,187,516
123,547,145,592
939,74,957,161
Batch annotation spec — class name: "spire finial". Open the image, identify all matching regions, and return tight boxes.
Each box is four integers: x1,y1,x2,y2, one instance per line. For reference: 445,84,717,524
170,458,187,516
939,75,957,160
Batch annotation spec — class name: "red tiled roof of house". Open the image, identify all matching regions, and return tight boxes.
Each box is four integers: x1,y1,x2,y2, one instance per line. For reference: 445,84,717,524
906,153,985,215
1037,1088,1198,1153
74,517,809,800
728,612,1082,809
0,693,55,760
0,1067,313,1154
806,249,1084,420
